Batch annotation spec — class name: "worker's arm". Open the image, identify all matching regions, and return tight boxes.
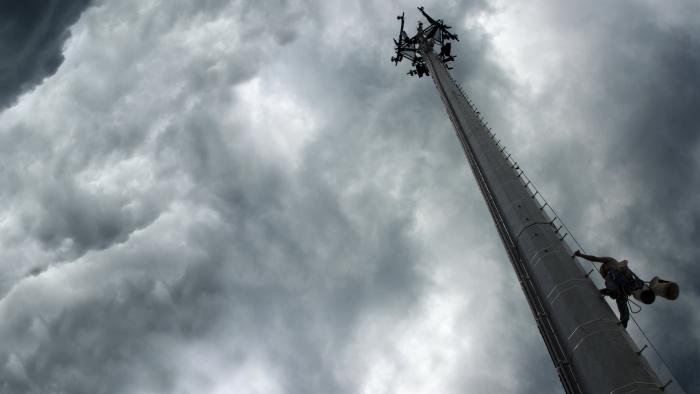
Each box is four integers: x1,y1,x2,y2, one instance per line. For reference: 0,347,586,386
573,250,617,264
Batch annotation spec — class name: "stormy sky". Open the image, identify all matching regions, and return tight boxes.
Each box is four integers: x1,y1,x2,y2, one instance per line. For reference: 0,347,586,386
0,0,698,393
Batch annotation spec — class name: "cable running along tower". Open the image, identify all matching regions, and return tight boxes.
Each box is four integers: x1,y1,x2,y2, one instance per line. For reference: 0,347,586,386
392,8,666,394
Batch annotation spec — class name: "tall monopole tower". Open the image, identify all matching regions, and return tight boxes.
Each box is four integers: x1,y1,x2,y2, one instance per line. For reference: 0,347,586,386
392,7,672,394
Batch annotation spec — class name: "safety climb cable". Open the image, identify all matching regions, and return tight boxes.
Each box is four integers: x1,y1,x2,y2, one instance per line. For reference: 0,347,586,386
450,78,683,392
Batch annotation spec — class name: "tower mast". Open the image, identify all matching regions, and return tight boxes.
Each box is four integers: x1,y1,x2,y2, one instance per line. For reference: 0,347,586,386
393,8,663,393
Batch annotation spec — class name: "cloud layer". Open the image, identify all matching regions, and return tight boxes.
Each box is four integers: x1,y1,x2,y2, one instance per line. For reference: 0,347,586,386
0,0,698,393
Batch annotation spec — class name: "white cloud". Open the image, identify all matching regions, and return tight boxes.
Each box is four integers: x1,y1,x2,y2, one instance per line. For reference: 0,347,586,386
232,76,320,170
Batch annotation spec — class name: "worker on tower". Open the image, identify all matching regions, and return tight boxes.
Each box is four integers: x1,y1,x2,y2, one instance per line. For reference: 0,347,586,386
573,250,641,328
573,250,679,328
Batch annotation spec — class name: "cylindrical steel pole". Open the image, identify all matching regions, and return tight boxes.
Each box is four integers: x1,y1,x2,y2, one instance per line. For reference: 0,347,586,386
421,46,662,393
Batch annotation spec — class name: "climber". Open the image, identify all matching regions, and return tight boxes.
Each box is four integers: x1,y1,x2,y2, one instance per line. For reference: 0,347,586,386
573,250,679,329
573,250,642,327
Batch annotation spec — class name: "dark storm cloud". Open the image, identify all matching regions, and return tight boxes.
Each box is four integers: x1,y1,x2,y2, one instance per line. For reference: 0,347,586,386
601,22,700,276
0,0,93,110
591,17,700,392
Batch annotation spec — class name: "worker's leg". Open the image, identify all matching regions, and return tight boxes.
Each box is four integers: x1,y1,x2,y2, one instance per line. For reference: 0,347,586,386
601,275,619,298
604,275,630,327
616,297,630,328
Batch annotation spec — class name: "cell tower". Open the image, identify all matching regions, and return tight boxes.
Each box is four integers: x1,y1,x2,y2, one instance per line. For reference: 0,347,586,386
392,7,668,394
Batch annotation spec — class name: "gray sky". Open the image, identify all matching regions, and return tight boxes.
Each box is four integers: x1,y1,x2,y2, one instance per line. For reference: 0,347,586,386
0,0,698,393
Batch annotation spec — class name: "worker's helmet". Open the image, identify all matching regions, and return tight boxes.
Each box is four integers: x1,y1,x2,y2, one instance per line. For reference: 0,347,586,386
649,276,680,300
